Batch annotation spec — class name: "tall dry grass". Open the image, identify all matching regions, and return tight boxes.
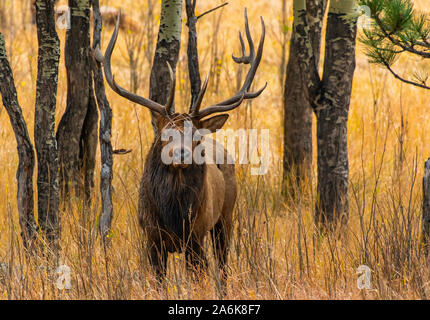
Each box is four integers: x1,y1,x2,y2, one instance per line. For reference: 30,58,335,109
0,0,430,299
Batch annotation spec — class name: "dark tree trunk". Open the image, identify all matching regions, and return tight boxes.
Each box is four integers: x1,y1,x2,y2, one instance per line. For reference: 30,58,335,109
56,0,98,201
92,0,114,240
283,0,327,191
0,33,38,249
423,159,430,254
185,1,227,113
34,0,60,244
81,83,98,201
149,0,182,133
284,0,357,229
185,0,201,111
314,4,357,229
306,0,327,65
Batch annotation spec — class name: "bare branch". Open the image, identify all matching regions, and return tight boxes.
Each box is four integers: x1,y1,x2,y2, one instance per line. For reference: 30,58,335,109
195,2,228,22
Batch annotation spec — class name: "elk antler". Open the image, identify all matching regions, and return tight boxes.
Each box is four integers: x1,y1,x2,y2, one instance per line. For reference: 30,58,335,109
190,8,267,119
96,10,174,117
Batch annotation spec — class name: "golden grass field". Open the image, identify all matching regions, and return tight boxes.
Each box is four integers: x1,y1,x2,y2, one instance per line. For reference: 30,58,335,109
0,0,430,299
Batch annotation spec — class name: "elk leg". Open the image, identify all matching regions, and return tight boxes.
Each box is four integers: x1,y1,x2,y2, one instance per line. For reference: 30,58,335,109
185,237,208,274
148,241,167,283
211,220,231,293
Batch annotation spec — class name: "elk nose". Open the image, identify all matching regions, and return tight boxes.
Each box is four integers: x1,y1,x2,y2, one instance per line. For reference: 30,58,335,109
173,148,191,163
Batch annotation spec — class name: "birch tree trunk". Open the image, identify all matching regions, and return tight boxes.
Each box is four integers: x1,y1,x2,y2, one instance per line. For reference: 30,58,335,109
0,33,38,249
34,0,60,244
149,0,182,133
314,0,358,228
283,0,327,192
56,0,98,201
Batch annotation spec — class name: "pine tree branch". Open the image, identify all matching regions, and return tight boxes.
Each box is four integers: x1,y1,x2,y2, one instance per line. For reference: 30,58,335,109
372,13,430,58
381,59,430,90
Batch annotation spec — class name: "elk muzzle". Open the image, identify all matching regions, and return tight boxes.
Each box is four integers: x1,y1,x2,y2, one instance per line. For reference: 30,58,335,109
172,146,192,168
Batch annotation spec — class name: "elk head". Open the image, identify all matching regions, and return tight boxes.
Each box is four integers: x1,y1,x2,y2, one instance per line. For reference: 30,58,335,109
97,8,266,168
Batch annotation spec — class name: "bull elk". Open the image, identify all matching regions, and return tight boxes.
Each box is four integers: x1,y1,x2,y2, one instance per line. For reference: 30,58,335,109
97,9,266,289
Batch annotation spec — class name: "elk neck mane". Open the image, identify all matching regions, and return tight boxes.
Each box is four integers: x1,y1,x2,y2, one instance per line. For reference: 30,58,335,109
145,137,207,242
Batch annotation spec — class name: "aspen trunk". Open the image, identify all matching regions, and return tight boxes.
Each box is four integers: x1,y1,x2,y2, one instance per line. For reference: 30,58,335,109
149,0,182,133
314,1,357,228
56,0,98,201
0,33,38,249
283,0,327,191
34,0,61,244
284,0,357,228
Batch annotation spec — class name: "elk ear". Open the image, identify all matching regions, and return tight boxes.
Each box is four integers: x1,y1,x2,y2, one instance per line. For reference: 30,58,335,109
198,114,229,134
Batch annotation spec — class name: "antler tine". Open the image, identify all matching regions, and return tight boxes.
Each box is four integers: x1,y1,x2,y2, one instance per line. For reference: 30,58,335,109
241,15,265,92
210,82,267,107
194,9,266,119
102,10,168,116
197,93,246,119
232,8,255,64
190,73,209,115
165,61,176,114
232,32,247,63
